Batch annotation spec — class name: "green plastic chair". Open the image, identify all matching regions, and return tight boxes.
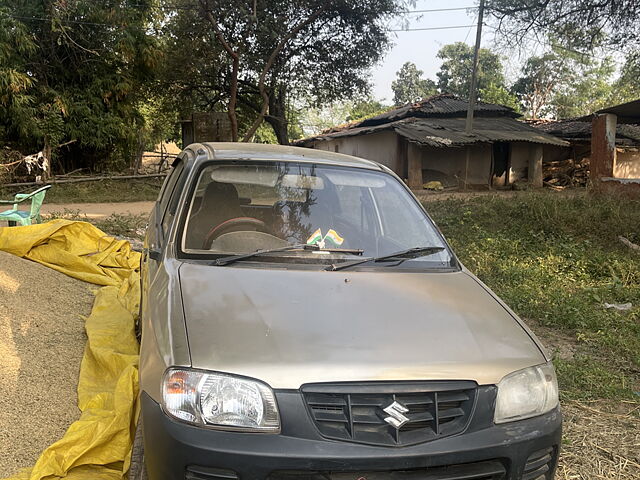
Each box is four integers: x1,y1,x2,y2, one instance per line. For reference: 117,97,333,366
0,185,52,226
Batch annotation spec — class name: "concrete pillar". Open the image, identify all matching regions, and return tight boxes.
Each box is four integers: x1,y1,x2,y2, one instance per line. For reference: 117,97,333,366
528,144,543,187
591,113,617,180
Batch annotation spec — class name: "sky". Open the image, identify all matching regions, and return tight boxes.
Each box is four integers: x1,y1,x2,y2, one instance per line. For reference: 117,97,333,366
370,0,496,103
370,0,625,104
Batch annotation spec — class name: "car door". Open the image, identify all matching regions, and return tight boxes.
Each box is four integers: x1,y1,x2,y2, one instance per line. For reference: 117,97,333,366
142,155,187,291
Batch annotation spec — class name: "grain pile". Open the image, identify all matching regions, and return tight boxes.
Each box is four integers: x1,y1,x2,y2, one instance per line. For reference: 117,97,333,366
0,251,94,477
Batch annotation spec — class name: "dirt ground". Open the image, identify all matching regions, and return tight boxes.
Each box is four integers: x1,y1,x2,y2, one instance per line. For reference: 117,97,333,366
0,251,94,477
527,321,640,479
559,400,640,479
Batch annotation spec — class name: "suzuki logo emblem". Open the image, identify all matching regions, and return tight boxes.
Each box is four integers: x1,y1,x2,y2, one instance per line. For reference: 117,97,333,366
383,400,410,429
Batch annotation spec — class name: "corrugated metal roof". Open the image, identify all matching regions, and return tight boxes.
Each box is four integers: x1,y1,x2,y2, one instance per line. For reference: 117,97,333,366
597,98,640,124
532,118,640,144
298,117,569,147
356,93,519,128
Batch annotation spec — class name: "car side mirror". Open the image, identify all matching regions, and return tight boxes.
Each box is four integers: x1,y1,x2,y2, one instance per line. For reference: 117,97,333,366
148,248,161,261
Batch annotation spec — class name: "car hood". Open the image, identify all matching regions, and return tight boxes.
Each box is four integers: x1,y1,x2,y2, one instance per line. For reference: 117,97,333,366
178,264,545,389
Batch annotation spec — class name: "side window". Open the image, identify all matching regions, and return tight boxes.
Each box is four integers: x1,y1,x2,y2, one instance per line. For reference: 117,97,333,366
159,161,186,237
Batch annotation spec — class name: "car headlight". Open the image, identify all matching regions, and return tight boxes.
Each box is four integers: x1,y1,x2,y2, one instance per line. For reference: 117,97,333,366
494,362,559,424
162,368,280,432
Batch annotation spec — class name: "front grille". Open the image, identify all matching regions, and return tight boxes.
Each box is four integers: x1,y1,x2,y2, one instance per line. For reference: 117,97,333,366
268,460,506,480
522,447,555,480
302,381,476,446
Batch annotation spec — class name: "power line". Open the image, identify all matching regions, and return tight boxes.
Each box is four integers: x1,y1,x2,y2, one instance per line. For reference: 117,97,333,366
404,6,478,14
390,24,478,32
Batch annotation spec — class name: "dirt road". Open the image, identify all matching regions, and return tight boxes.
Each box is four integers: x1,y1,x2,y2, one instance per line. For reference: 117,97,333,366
41,201,154,219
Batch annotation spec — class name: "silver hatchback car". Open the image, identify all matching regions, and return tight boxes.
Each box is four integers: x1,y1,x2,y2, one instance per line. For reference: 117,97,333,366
132,143,561,480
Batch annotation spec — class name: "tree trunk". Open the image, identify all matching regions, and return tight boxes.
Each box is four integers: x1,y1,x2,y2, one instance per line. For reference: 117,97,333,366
265,86,289,145
201,4,240,141
228,55,240,142
242,6,328,142
42,137,52,181
132,130,145,174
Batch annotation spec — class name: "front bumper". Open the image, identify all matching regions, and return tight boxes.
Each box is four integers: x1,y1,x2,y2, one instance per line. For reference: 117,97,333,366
141,390,561,480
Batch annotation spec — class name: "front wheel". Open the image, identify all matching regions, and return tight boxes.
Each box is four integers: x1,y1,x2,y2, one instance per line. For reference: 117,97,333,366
128,418,148,480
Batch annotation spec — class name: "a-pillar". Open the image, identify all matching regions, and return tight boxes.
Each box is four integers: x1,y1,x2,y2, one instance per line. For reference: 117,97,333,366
591,113,617,180
528,144,543,187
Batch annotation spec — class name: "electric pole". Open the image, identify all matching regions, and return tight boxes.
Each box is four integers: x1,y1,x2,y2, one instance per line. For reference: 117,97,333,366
465,0,485,133
463,0,485,189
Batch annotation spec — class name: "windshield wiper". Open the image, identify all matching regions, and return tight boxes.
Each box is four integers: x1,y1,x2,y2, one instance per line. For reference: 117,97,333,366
213,243,364,266
326,246,445,271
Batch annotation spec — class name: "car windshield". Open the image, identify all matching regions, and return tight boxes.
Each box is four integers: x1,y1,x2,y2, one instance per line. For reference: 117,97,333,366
181,162,452,268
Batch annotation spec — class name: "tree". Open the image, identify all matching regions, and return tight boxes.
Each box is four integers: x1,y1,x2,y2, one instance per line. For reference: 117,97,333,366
436,42,506,100
479,83,520,112
511,53,570,119
346,98,388,122
296,97,388,136
611,52,640,104
511,47,617,119
391,62,437,105
487,1,640,52
552,56,616,118
0,1,159,172
0,9,37,141
188,0,402,144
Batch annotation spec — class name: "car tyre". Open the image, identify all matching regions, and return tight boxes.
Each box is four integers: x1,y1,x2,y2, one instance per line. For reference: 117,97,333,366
128,418,148,480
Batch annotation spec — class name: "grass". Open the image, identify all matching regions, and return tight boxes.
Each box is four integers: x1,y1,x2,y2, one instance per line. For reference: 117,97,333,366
1,178,163,204
424,190,640,401
44,208,147,240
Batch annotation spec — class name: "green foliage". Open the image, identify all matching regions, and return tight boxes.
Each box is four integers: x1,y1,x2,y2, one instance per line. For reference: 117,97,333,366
512,46,620,119
0,8,37,139
158,0,403,144
0,1,160,171
426,192,640,399
479,82,520,111
552,56,616,118
346,98,388,122
391,62,437,106
487,0,640,52
94,213,148,240
436,42,507,100
296,97,389,136
298,101,355,136
44,209,148,240
511,53,570,119
610,52,640,105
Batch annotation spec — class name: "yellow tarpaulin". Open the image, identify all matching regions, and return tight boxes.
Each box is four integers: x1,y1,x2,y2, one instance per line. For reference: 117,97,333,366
0,220,141,480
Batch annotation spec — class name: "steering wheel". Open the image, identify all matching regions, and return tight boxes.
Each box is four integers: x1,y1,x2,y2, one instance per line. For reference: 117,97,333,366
202,217,269,249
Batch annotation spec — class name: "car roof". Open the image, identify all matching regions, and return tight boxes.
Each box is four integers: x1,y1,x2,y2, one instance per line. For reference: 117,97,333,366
184,142,384,171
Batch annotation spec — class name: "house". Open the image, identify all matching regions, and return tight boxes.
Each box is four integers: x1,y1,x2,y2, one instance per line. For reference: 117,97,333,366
531,117,640,179
295,94,568,189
